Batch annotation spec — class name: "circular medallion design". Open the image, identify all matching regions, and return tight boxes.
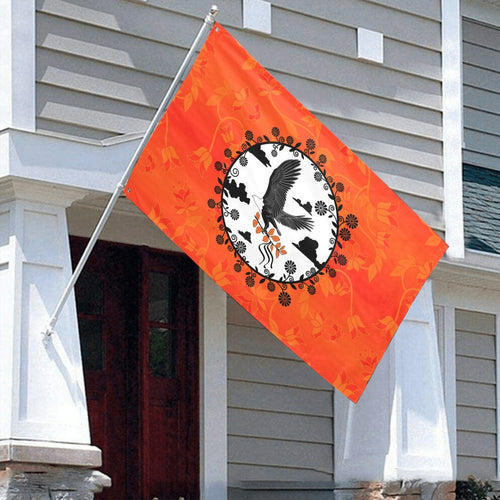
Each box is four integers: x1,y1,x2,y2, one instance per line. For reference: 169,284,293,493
221,142,338,283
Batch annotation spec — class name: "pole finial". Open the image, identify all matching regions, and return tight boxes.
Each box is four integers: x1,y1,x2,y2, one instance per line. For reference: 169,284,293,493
206,5,219,24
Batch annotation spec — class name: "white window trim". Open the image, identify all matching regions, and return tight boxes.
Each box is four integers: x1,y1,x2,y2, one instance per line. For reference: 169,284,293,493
442,0,465,259
497,313,500,479
199,274,228,500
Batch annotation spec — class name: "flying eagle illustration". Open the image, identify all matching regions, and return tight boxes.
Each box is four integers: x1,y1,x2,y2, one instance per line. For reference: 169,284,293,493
259,159,313,236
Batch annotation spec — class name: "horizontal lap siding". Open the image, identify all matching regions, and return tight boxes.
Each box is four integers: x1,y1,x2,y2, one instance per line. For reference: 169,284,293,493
456,309,497,480
227,298,334,483
462,19,500,172
36,0,444,231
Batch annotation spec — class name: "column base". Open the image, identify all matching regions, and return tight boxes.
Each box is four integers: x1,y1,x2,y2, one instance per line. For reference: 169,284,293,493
0,441,110,499
0,462,111,500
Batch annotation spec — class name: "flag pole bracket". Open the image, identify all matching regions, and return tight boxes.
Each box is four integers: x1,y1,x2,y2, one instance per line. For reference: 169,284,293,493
42,5,219,338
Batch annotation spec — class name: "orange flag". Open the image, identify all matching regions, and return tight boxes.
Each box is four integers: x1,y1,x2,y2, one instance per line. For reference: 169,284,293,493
125,24,447,402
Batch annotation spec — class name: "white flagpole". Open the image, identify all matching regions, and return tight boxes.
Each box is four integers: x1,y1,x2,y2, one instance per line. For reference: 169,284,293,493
44,5,220,337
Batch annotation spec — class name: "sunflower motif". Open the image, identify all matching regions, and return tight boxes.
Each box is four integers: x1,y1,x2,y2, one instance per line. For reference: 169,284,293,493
235,241,246,254
279,292,291,307
315,200,327,216
346,214,358,229
284,260,297,275
339,227,351,241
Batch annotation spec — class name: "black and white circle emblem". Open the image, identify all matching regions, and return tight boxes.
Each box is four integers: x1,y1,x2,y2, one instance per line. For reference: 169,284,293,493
221,142,338,283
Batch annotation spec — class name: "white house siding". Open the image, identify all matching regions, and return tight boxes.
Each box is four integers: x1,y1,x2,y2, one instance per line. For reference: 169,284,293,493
455,309,497,479
35,0,444,233
227,298,334,485
462,18,500,172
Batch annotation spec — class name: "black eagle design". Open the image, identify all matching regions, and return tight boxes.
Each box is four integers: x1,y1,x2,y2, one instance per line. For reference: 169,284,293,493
261,159,313,236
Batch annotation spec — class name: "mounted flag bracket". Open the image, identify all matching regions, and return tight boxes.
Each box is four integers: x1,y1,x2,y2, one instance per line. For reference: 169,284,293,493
42,5,220,338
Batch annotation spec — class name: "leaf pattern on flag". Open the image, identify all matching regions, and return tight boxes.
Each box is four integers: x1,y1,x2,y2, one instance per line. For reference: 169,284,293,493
376,201,399,226
124,23,448,403
210,261,233,287
147,203,170,232
191,147,213,170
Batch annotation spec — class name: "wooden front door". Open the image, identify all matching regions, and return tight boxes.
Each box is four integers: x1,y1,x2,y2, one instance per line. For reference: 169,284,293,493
72,239,199,500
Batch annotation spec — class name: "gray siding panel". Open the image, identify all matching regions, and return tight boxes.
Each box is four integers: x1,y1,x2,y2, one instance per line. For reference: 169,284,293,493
228,436,333,476
366,0,441,20
228,380,333,418
37,83,152,135
228,408,333,445
464,86,500,116
456,381,496,410
457,406,496,434
228,353,331,391
274,73,442,140
272,0,441,50
456,308,497,480
456,309,497,334
462,19,500,172
457,457,497,481
463,19,500,50
228,464,331,483
37,47,168,107
458,431,497,459
37,12,190,79
227,298,334,484
456,331,496,360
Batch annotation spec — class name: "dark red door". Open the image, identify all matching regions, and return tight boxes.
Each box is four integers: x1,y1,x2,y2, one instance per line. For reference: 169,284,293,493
72,239,199,500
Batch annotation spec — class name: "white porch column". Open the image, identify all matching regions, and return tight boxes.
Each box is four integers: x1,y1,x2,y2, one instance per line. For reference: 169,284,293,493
200,273,228,500
334,281,453,481
0,178,101,465
0,0,36,132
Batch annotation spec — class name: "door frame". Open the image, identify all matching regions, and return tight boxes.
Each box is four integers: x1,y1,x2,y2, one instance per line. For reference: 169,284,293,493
70,236,204,500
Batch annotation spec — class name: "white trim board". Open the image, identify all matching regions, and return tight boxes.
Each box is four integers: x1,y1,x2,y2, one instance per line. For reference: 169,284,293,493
0,0,36,131
1,129,139,193
442,0,465,259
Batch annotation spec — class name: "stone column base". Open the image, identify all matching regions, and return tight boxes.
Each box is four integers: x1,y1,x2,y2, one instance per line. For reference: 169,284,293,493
0,463,111,500
335,481,455,500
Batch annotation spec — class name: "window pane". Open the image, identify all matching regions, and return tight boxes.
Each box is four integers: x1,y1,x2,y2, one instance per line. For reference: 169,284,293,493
79,318,104,371
76,271,103,315
149,272,174,323
149,327,176,378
